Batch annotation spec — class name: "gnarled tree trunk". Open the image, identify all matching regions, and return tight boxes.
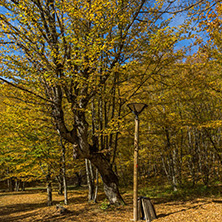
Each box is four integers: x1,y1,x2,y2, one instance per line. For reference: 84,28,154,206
73,111,125,205
90,153,125,205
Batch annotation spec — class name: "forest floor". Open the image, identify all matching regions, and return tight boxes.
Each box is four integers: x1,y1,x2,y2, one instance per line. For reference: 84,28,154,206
0,187,222,222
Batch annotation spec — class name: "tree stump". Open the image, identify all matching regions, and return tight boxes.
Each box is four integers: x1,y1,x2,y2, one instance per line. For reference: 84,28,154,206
138,197,157,222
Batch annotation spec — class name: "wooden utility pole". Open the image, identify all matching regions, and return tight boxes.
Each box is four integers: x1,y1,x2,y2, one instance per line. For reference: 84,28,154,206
127,103,147,222
134,115,139,221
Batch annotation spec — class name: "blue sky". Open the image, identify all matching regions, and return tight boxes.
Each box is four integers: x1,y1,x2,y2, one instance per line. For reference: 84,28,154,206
0,1,203,56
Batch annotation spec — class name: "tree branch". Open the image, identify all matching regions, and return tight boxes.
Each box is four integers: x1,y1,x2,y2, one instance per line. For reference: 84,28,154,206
0,77,53,104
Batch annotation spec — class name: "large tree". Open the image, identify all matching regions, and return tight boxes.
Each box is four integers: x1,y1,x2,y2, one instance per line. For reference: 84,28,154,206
0,0,219,204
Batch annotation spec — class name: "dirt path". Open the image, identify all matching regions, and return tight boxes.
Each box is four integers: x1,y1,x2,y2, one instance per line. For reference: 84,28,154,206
0,190,221,222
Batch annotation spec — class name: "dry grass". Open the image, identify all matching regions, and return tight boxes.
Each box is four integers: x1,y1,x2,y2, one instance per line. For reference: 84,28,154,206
0,188,222,222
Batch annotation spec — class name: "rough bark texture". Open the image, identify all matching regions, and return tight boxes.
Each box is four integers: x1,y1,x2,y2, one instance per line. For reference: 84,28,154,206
89,153,125,205
54,105,124,204
72,112,124,204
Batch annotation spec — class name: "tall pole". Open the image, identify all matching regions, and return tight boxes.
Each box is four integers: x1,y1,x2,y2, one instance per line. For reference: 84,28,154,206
133,115,139,221
127,103,147,221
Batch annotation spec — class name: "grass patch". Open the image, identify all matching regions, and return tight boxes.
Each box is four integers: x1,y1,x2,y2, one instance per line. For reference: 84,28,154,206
100,198,110,210
139,183,222,201
25,186,46,191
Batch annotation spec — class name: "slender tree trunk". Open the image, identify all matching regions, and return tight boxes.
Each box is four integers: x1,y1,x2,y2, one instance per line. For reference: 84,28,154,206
7,168,14,192
94,168,99,203
57,176,63,195
85,159,98,202
160,153,172,185
111,102,122,168
62,143,68,205
8,178,14,192
162,126,178,191
187,128,198,186
15,179,20,191
63,175,68,205
46,168,52,206
172,148,178,191
75,172,82,187
58,131,68,204
85,159,93,201
99,94,104,150
57,169,63,195
89,159,98,203
21,181,25,191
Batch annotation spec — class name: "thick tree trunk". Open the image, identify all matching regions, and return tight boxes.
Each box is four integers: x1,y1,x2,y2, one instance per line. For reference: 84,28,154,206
73,110,124,204
56,103,124,204
90,153,125,205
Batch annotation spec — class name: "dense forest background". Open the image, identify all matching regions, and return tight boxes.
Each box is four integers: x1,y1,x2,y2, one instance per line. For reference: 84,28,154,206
0,0,222,206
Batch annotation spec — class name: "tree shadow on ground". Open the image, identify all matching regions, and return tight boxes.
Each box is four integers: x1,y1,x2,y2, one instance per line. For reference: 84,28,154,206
212,199,222,203
1,208,81,222
0,211,40,222
19,202,102,222
0,190,45,197
0,195,91,217
0,191,109,222
61,192,106,205
0,201,82,222
157,201,210,219
0,202,47,216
